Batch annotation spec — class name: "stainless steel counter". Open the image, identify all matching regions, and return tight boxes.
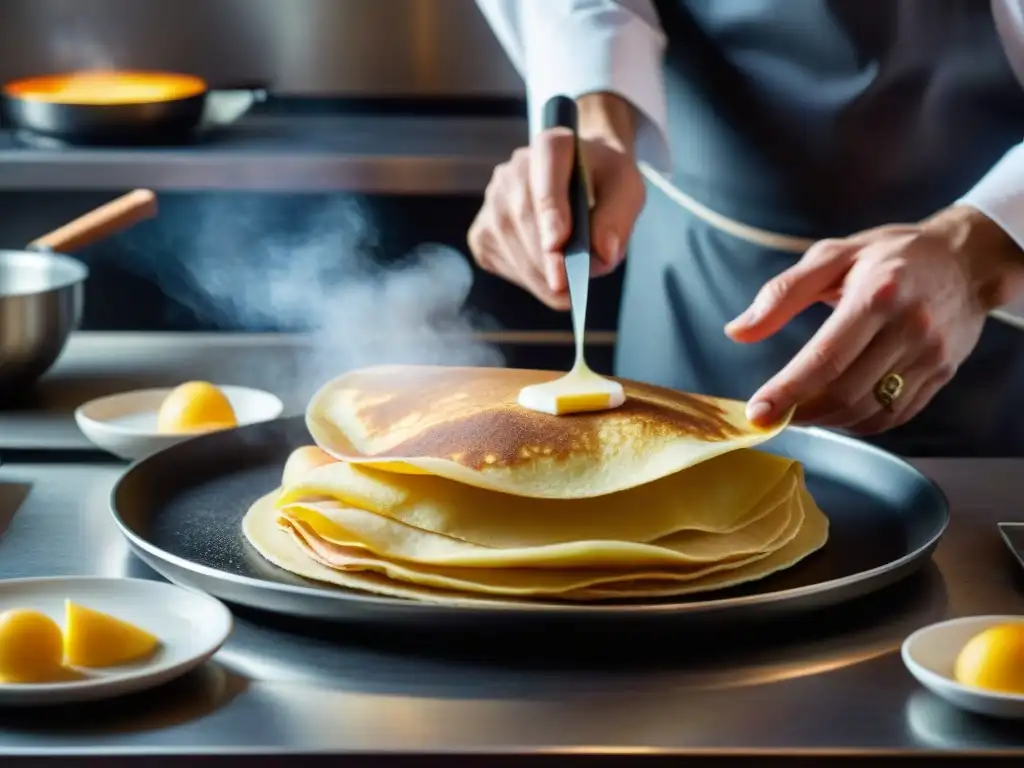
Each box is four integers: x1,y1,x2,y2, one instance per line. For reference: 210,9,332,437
0,113,527,194
0,458,1022,761
0,333,1023,762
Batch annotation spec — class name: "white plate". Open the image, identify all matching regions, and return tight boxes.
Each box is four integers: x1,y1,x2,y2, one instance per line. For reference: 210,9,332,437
902,615,1024,719
75,384,284,460
0,576,232,706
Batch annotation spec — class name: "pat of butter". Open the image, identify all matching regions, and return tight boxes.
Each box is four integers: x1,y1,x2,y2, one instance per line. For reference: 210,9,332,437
518,369,626,416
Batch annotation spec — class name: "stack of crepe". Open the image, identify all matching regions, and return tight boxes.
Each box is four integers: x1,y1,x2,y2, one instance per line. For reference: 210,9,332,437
242,365,829,603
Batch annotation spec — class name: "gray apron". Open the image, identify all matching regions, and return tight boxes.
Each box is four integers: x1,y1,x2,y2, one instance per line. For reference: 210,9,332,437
616,0,1024,456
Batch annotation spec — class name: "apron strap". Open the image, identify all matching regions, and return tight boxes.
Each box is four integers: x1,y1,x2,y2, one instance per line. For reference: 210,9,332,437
638,162,1024,332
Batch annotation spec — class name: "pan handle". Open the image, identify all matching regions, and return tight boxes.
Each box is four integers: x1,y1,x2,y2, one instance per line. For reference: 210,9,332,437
203,87,268,128
28,189,158,254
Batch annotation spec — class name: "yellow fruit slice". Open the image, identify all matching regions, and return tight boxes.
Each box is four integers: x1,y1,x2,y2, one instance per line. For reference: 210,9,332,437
0,609,65,683
63,600,161,668
954,623,1024,694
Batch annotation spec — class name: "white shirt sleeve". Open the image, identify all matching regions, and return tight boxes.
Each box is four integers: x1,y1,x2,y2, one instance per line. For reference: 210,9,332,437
475,0,671,174
957,0,1024,249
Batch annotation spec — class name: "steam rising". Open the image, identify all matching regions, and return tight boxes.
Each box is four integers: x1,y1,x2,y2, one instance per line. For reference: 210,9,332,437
50,34,116,74
125,196,503,400
44,3,118,73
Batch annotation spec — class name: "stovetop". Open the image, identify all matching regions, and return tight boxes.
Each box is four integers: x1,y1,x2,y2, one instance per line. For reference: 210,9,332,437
0,94,528,192
0,95,528,154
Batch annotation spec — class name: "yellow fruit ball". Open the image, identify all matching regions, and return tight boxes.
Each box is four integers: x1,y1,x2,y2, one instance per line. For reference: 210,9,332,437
0,609,65,684
954,623,1024,694
157,381,237,435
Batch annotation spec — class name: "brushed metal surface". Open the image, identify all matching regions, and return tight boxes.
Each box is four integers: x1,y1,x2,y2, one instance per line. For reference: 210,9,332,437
0,0,521,98
108,418,949,626
0,114,527,193
0,456,1022,757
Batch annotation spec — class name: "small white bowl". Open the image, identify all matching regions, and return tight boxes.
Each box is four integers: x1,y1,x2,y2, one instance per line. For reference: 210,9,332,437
902,615,1024,720
0,576,232,706
75,384,284,460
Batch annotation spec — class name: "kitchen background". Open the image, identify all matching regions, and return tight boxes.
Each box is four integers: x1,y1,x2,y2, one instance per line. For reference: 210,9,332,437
0,0,622,371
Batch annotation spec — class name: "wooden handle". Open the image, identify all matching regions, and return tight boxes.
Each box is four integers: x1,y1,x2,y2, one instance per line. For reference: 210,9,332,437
28,189,158,253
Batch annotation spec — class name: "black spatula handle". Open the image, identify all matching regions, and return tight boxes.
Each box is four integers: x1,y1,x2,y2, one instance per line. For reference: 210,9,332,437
541,95,590,257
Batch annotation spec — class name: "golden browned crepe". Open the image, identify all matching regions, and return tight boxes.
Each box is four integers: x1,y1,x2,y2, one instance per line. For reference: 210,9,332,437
272,452,799,566
241,481,829,602
306,365,791,499
239,444,829,602
239,364,828,605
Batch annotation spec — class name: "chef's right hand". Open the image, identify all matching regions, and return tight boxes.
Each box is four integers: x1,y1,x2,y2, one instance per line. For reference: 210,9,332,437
467,109,645,310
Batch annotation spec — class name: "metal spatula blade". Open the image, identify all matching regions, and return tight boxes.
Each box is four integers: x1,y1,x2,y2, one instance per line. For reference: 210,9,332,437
514,97,624,416
542,96,593,365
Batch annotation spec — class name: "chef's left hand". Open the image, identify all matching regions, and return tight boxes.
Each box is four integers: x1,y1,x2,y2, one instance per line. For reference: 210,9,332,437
725,205,1024,434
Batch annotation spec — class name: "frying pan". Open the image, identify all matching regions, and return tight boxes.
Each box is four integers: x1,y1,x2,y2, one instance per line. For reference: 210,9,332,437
110,416,950,629
1,71,264,145
0,189,157,395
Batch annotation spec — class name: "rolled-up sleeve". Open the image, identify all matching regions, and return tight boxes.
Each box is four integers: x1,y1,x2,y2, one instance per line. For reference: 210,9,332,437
958,0,1024,249
475,0,671,173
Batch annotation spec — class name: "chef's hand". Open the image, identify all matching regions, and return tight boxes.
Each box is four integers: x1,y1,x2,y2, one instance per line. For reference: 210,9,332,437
467,93,645,310
726,205,1024,434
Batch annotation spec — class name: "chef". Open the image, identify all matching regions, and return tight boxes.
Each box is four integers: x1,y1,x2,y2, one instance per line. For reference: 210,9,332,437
469,0,1024,456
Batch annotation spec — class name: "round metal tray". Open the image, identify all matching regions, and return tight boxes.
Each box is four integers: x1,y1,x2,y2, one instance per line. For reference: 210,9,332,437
110,416,949,627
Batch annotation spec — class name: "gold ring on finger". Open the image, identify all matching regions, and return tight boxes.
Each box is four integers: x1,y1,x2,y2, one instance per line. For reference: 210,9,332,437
874,372,905,412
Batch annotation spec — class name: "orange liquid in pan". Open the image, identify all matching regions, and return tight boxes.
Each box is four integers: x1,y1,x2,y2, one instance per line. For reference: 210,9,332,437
4,71,207,105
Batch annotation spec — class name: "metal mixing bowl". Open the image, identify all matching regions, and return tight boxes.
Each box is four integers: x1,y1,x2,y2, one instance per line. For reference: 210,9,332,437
0,248,88,396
